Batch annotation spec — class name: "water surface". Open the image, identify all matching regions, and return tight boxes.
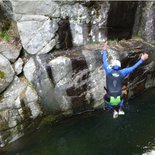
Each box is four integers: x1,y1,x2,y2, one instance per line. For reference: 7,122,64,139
3,88,155,155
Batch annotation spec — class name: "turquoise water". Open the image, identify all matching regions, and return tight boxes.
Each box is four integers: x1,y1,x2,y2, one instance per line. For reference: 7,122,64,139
3,88,155,155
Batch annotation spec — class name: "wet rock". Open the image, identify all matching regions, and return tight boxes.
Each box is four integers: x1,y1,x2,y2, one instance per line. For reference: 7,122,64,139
0,76,26,146
0,76,41,146
0,76,26,110
145,72,155,89
108,39,155,98
24,86,42,119
48,56,72,112
29,55,60,112
82,50,105,107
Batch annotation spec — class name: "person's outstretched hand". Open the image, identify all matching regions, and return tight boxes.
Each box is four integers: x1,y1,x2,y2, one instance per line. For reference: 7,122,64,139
103,41,109,51
141,53,149,61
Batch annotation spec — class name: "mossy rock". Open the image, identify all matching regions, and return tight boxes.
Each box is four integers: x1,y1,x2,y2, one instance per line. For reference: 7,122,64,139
38,114,56,128
0,30,11,42
0,120,9,131
0,70,5,79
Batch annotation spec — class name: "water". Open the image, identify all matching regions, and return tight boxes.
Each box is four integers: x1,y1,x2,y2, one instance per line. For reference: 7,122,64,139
2,88,155,155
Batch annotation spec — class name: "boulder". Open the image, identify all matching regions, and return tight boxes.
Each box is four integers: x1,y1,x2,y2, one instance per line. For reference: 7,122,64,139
11,0,60,19
23,57,37,82
0,40,21,63
14,58,24,75
0,54,14,93
16,15,58,55
0,76,41,147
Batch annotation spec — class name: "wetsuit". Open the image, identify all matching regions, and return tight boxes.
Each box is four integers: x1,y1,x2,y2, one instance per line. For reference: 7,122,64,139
102,49,143,110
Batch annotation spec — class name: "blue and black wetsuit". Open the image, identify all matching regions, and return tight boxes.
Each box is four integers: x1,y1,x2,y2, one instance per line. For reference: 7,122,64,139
102,49,143,110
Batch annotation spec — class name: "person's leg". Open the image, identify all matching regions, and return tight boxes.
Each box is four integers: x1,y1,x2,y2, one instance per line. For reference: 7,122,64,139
104,102,114,110
104,102,119,118
104,94,119,118
104,94,114,110
118,100,125,115
119,100,124,108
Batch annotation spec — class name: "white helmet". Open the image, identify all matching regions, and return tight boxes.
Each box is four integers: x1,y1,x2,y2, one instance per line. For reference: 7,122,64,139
111,60,121,68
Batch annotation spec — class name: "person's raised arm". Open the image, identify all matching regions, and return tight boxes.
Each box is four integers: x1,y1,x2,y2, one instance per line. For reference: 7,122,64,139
102,42,112,74
120,53,149,77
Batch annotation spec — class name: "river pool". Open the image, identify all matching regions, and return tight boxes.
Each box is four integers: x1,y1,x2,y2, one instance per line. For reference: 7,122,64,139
2,88,155,155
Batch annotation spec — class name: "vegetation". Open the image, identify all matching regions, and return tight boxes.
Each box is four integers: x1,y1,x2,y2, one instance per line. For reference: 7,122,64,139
37,114,56,128
0,30,11,42
132,34,143,39
0,70,5,79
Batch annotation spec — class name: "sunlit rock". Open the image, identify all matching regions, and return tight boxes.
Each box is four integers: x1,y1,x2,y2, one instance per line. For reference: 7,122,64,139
16,15,58,55
0,54,14,93
1,76,26,109
23,57,36,82
90,2,110,42
49,56,72,112
0,41,22,63
11,0,60,19
61,3,90,45
14,58,23,75
11,0,59,54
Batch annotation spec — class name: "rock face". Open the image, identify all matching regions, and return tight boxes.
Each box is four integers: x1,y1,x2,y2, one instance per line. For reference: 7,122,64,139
22,39,155,115
0,54,14,93
107,1,138,40
0,0,155,149
0,76,42,147
10,0,155,51
16,15,58,55
23,49,105,114
0,40,22,62
11,1,110,54
133,2,155,45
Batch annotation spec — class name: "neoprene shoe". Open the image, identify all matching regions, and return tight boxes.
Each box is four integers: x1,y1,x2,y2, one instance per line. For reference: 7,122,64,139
113,110,119,119
118,109,125,115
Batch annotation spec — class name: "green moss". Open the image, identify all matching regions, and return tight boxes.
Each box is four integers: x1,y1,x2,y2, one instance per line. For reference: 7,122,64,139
0,30,11,42
0,70,5,79
27,82,36,91
132,34,143,39
38,114,56,128
88,41,100,45
20,76,36,91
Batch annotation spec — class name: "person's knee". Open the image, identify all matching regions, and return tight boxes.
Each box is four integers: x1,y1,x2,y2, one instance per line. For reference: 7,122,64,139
119,101,124,107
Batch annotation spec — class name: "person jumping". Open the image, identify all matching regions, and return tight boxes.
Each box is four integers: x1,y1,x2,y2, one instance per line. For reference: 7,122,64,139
102,42,148,118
